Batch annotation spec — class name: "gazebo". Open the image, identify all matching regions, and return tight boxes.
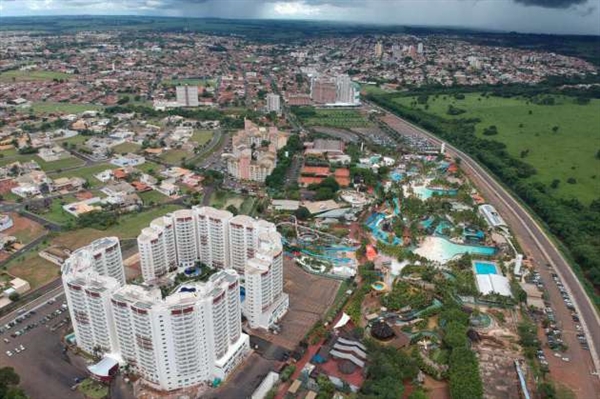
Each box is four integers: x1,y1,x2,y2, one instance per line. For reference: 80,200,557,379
371,320,396,341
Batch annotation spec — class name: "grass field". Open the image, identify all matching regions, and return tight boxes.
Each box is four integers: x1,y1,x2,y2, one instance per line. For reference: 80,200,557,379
54,134,88,147
160,148,190,164
112,142,141,154
161,78,215,87
139,190,170,205
191,130,213,146
5,250,60,289
0,70,72,82
51,163,116,187
134,160,162,175
30,102,103,115
393,93,600,203
301,109,374,129
0,153,85,171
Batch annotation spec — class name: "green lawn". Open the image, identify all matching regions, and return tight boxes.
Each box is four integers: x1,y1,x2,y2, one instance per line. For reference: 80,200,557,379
0,70,73,82
191,130,213,147
30,196,79,225
0,153,84,171
0,148,18,157
393,93,600,203
104,204,183,239
160,148,190,164
30,102,103,115
55,134,89,147
112,142,141,154
134,160,162,175
5,249,60,289
139,190,170,205
52,163,116,187
301,109,374,129
161,78,215,87
77,379,108,399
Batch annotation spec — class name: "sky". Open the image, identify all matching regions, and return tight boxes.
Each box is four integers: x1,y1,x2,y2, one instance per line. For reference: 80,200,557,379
0,0,599,35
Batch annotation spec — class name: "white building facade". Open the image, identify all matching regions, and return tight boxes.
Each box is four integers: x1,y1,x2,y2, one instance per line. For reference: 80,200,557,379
62,237,250,392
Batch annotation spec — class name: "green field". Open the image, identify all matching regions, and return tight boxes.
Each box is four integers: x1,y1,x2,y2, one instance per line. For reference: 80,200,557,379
191,130,213,147
30,102,103,115
161,78,215,87
0,153,85,171
300,109,374,129
139,190,170,205
393,93,600,203
0,70,73,82
160,148,190,164
112,142,141,154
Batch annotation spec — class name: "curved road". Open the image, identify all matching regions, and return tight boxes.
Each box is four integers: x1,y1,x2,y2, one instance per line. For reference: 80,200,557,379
367,101,600,397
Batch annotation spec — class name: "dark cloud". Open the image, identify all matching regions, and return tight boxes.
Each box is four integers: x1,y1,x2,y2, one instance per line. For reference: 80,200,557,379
513,0,588,8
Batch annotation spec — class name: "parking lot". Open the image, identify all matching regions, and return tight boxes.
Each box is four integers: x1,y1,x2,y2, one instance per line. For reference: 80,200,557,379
0,293,89,399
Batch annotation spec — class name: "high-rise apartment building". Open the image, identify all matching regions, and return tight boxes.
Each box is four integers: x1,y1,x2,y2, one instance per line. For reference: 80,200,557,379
336,74,354,104
222,119,287,183
417,42,424,54
266,93,281,113
62,237,250,392
375,41,383,58
176,85,199,107
310,76,337,104
243,226,288,330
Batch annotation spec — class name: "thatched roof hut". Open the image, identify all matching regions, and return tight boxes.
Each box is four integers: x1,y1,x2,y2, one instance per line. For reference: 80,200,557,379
371,320,396,341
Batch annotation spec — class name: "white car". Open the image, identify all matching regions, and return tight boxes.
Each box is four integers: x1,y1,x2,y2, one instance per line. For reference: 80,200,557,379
562,357,570,362
14,348,20,354
19,344,25,351
5,351,12,357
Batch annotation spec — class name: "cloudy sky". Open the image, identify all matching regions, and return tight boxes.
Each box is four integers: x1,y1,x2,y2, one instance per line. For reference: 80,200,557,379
0,0,599,35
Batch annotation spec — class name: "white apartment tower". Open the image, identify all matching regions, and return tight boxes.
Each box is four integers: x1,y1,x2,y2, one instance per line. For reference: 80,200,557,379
135,207,289,330
137,216,178,282
266,93,281,114
194,207,233,269
172,209,198,267
109,271,249,391
335,74,355,105
61,237,124,354
176,85,199,107
62,237,250,392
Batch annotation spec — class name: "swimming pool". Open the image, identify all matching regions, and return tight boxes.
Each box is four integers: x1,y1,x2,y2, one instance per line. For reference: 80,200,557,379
474,261,498,275
414,236,497,264
413,186,458,200
391,172,404,182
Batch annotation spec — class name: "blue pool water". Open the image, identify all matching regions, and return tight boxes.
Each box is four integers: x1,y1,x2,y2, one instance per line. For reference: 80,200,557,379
435,221,453,236
391,172,404,182
414,186,458,200
366,212,402,245
474,261,498,275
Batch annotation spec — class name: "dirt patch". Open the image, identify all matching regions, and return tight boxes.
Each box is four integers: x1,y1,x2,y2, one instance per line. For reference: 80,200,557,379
0,179,17,195
249,256,341,350
2,212,46,245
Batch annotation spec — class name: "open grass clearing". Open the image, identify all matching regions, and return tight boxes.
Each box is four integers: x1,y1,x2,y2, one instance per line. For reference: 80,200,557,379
0,70,73,82
5,250,60,289
30,101,104,115
393,93,600,203
139,189,170,205
0,153,85,171
191,130,213,147
112,141,141,154
159,148,191,164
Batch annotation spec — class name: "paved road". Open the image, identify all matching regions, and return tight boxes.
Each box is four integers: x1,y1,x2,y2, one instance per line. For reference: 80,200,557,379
367,101,600,397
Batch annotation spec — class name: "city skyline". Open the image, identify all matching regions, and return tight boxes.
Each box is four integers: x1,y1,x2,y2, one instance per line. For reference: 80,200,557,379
0,0,599,35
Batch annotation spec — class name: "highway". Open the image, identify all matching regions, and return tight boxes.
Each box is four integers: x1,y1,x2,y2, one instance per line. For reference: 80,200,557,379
366,101,600,398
